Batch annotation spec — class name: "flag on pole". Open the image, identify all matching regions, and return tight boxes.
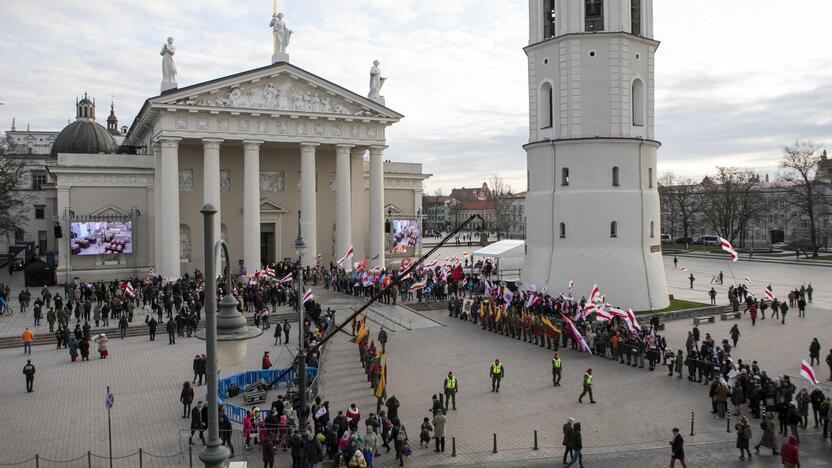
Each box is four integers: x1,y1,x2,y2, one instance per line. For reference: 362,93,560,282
120,281,135,298
719,237,738,262
375,357,388,398
595,309,614,322
540,315,562,335
568,280,574,290
302,289,314,304
624,308,641,332
279,272,293,284
560,313,592,356
744,276,751,284
764,286,774,300
401,257,412,271
337,246,354,267
408,278,427,292
589,284,602,304
800,360,819,386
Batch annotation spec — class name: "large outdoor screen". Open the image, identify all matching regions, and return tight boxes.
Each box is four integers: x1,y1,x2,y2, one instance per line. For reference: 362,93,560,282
389,219,420,254
70,221,133,255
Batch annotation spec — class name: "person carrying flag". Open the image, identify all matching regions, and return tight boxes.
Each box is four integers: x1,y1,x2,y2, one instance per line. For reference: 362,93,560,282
578,368,595,404
489,358,504,393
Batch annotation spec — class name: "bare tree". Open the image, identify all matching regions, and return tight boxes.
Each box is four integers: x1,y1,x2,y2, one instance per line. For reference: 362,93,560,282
698,167,764,245
0,153,29,238
431,187,445,197
488,175,513,237
658,173,699,245
778,140,827,257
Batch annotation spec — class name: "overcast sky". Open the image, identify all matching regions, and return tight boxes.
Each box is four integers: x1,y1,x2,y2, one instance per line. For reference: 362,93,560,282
1,1,830,193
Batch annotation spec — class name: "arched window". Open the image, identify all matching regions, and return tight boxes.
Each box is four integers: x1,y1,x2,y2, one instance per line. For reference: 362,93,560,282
585,0,604,31
632,78,645,126
631,0,642,35
561,167,569,186
559,222,566,238
648,168,653,188
650,221,655,238
540,81,554,129
612,166,620,186
610,221,618,238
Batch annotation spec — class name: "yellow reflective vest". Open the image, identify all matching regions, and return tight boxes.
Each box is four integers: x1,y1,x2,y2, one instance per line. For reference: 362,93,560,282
583,372,592,385
445,376,457,390
491,362,503,376
552,358,561,369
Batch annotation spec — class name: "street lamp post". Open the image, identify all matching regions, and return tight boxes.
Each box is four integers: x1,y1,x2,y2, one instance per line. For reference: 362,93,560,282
294,211,308,437
197,204,263,468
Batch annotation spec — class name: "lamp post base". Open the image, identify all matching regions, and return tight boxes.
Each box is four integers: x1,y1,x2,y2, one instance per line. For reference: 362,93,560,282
199,442,231,468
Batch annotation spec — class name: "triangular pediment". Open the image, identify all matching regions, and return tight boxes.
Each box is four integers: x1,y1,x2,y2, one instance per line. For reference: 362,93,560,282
260,198,288,213
152,62,402,120
89,204,129,217
384,203,405,215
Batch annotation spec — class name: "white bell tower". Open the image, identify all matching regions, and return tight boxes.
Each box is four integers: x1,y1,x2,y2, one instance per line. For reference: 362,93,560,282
522,0,668,310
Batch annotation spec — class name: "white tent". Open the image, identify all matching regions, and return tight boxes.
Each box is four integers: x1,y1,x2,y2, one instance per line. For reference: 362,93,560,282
471,240,525,281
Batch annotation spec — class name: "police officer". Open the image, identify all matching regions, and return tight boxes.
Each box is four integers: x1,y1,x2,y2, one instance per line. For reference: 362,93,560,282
552,352,562,386
578,368,595,403
490,358,504,392
444,371,458,410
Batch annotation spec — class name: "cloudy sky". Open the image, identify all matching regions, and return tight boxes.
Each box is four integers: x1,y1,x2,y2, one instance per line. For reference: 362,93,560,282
1,1,830,193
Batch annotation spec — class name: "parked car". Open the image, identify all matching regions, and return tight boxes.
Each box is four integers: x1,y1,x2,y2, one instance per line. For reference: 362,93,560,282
771,242,787,250
692,235,720,246
674,237,694,245
660,234,671,244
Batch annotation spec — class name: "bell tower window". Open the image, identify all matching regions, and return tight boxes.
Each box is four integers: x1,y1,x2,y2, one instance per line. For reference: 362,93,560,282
632,79,645,126
585,0,604,32
540,82,554,129
544,0,556,39
631,0,642,36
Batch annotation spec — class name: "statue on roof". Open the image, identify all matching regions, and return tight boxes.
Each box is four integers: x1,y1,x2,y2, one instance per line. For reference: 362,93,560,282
270,12,292,63
160,37,178,93
368,60,386,104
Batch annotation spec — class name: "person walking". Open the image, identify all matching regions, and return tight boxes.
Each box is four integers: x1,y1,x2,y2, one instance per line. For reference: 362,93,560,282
578,368,595,403
736,415,753,460
261,432,275,468
730,324,741,348
779,435,799,468
562,417,574,464
262,351,272,370
219,411,235,457
709,288,717,305
22,360,35,393
443,371,457,410
689,274,695,289
552,352,562,386
94,333,109,358
21,327,34,354
118,315,128,339
274,321,282,345
167,318,176,344
673,256,678,268
147,316,157,341
189,401,206,445
754,412,779,455
563,422,583,468
780,301,788,324
180,381,194,418
809,338,820,366
391,423,408,467
669,428,687,468
489,358,504,392
378,327,388,354
283,319,291,344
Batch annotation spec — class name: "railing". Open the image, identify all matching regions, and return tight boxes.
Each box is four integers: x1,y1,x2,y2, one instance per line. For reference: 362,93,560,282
0,447,193,467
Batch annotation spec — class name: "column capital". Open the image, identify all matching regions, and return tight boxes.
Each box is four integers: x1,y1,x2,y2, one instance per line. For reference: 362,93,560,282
243,140,264,149
368,145,388,156
202,138,224,148
157,137,181,148
335,144,356,150
299,142,321,148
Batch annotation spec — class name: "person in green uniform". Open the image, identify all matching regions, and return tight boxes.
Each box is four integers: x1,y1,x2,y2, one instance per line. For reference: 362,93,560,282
443,371,458,411
490,358,504,392
552,352,562,386
578,368,595,403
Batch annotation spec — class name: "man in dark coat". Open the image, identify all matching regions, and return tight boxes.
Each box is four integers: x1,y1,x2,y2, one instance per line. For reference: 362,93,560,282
147,316,157,341
22,360,35,392
189,401,206,445
669,427,687,467
166,318,176,344
562,417,574,464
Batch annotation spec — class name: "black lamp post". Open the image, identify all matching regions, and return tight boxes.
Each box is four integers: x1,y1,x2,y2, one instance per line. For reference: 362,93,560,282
294,211,308,436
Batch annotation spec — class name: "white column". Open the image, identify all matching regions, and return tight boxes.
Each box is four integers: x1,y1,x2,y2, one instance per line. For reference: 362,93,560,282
335,144,353,271
299,143,319,267
243,140,263,275
153,144,161,271
369,145,386,267
159,137,181,279
56,187,70,275
350,148,366,263
203,138,223,273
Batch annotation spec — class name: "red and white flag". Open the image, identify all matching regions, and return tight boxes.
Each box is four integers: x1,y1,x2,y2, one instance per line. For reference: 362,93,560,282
337,246,354,267
681,267,688,272
719,237,738,262
582,302,598,319
589,284,602,304
608,306,627,318
526,293,542,309
560,313,592,356
423,260,438,269
278,272,293,284
120,281,135,298
764,286,774,300
401,257,412,271
624,308,641,332
744,276,751,285
800,360,819,386
595,309,614,322
302,289,314,305
408,278,428,292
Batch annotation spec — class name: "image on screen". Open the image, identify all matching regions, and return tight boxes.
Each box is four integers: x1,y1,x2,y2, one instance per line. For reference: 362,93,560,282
389,219,420,254
70,221,133,255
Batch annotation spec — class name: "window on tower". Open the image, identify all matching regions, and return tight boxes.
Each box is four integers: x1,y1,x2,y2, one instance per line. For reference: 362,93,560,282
585,0,604,32
650,221,655,238
540,82,554,129
648,168,654,188
632,78,645,126
544,0,556,39
612,166,620,186
610,221,618,238
559,222,566,238
561,167,569,186
631,0,642,35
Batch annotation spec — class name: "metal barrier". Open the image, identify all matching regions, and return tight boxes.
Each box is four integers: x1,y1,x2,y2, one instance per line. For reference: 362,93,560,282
217,367,318,425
